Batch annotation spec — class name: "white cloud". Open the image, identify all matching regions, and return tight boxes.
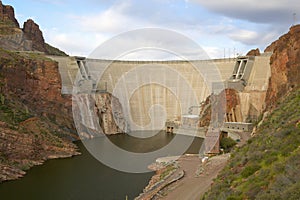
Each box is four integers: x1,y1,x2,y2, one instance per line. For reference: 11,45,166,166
202,46,224,59
39,0,292,58
70,1,152,34
228,29,259,45
189,0,300,24
44,28,109,56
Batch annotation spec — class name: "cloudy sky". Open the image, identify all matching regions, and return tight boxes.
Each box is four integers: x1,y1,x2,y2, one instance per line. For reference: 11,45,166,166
4,0,300,59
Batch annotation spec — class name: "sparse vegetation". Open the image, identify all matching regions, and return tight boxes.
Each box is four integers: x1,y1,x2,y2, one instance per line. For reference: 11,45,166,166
0,100,32,125
203,88,300,199
160,164,176,180
45,43,68,56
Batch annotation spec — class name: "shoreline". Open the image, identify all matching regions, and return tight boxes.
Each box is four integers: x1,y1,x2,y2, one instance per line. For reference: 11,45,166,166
0,141,81,183
136,154,229,200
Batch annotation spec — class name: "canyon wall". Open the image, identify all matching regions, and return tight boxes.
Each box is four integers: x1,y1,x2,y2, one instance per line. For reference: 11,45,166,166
0,49,80,182
264,25,300,109
73,93,128,138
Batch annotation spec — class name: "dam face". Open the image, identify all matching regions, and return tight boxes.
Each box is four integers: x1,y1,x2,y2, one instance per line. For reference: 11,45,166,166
48,54,271,132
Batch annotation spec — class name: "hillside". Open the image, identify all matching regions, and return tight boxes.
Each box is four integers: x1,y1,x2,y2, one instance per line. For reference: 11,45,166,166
0,1,67,56
203,25,300,200
203,88,300,199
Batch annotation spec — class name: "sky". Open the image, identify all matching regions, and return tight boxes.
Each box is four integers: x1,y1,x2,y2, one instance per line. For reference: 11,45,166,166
3,0,300,59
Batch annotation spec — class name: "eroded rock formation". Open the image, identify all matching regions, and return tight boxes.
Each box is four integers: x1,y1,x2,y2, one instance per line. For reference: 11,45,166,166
0,2,19,28
265,25,300,109
198,89,242,127
22,19,46,52
246,48,261,56
0,1,66,55
73,93,128,138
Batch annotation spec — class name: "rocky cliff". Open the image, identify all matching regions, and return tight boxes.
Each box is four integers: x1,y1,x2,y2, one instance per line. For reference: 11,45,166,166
246,48,261,56
0,49,79,182
22,19,47,53
73,93,128,138
0,49,74,132
199,89,242,127
0,2,19,28
0,1,66,56
265,25,300,109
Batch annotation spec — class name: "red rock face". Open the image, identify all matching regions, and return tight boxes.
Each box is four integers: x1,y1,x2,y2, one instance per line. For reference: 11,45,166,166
0,50,80,182
246,48,261,56
0,119,79,182
72,92,127,138
224,89,240,113
264,25,300,109
23,19,46,52
0,1,19,28
199,89,240,127
0,50,74,132
0,2,66,55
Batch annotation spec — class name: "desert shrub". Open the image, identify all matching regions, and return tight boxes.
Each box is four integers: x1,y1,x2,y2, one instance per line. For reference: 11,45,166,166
220,137,237,153
241,164,260,178
204,89,300,200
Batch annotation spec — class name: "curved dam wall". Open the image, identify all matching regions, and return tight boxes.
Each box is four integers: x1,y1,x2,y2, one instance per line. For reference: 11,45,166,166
48,55,271,131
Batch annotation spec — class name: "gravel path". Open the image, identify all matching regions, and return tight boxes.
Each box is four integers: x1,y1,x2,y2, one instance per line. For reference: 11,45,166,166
158,154,229,200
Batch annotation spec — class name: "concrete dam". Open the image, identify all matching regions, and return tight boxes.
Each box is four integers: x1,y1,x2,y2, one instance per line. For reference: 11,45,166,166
48,53,271,148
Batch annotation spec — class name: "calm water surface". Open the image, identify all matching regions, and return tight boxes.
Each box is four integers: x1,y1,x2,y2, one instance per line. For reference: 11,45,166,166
0,131,203,200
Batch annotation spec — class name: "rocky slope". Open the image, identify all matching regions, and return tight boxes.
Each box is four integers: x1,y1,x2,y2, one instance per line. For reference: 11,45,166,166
0,1,66,56
203,26,300,199
198,89,241,127
265,25,300,110
203,88,300,200
0,48,80,182
0,49,75,132
73,93,128,138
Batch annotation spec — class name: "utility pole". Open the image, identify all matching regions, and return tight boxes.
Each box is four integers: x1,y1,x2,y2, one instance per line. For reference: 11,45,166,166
233,48,236,58
293,13,297,26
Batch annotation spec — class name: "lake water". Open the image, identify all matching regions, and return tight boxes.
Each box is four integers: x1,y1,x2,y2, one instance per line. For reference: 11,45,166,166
0,131,203,200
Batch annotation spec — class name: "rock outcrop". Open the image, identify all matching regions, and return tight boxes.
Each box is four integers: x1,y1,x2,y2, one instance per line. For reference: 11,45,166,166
73,93,128,138
0,1,67,56
22,19,46,53
246,48,261,56
0,120,79,182
0,1,19,28
264,25,300,109
199,89,242,127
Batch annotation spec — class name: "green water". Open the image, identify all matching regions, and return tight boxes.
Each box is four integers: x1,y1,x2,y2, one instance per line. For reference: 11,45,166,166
0,131,203,200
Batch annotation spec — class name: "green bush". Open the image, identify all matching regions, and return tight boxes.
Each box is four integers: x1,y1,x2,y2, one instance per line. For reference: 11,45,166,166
220,137,237,153
241,164,261,178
